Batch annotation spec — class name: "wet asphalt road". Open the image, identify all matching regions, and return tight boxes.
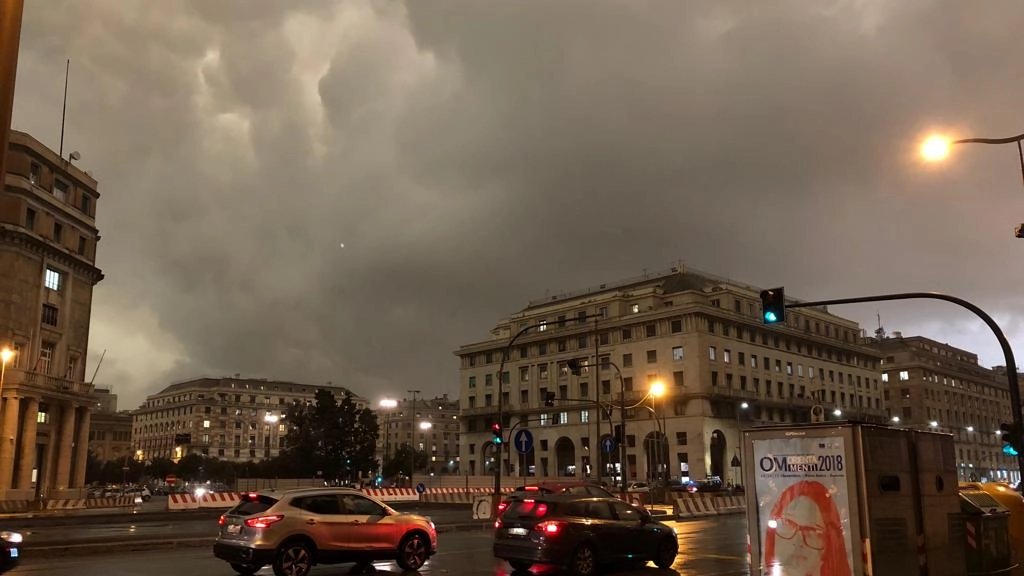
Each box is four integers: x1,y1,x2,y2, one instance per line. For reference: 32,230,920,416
7,516,748,576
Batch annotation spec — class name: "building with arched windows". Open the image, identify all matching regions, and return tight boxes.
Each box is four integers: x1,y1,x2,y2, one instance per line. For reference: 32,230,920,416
456,264,887,486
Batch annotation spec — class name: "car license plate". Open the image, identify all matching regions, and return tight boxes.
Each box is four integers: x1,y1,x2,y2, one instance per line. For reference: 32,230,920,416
9,547,17,558
227,524,241,535
508,527,528,536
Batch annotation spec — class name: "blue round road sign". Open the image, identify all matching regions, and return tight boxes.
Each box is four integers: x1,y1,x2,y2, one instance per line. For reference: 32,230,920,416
415,482,426,494
513,429,534,454
600,434,617,454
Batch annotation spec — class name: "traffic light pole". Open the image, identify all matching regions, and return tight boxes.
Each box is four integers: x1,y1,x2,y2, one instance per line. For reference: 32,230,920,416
783,291,1024,479
493,313,603,518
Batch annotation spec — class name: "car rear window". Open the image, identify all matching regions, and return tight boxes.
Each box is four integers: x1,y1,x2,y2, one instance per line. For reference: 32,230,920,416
504,499,555,519
227,493,279,516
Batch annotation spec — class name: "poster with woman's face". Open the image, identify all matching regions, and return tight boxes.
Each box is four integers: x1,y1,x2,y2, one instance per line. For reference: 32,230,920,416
753,436,854,576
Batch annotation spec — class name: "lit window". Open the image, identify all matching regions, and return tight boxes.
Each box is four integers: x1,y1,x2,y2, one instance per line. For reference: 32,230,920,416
672,346,683,361
203,420,210,428
44,268,63,291
899,371,909,381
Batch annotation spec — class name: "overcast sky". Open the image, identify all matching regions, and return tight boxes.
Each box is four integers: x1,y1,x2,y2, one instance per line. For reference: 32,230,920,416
10,0,1024,410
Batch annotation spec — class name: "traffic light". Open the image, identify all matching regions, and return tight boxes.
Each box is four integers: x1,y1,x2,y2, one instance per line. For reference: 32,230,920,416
567,359,582,376
613,424,623,443
760,287,786,324
491,423,503,445
1001,422,1022,456
543,391,556,407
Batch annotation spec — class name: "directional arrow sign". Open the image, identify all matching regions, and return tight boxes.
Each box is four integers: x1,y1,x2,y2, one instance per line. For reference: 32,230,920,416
514,429,534,454
600,434,617,454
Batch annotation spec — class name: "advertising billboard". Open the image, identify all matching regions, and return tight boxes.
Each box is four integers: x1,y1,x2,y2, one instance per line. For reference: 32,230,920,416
753,435,854,576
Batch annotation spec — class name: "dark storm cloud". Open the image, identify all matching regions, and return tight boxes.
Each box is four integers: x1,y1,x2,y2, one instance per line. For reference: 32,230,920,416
10,0,1024,409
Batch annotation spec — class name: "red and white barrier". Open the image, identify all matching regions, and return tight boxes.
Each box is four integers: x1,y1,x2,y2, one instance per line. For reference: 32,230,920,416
45,498,87,510
168,493,200,510
198,492,242,508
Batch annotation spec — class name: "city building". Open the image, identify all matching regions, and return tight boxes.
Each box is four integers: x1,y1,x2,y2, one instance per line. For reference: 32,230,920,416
131,375,368,463
867,332,1018,484
88,411,132,463
0,131,103,500
456,265,887,486
376,393,460,476
91,386,118,414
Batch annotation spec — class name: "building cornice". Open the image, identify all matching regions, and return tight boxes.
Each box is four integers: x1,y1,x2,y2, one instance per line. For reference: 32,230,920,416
0,224,104,284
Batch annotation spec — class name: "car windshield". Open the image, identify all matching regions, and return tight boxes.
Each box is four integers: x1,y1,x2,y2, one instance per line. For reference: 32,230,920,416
226,493,279,517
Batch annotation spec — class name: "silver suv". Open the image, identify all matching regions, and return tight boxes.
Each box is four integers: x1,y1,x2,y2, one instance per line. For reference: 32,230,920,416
213,487,438,576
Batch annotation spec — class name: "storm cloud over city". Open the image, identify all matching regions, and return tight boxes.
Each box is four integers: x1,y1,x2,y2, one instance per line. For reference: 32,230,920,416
10,0,1024,407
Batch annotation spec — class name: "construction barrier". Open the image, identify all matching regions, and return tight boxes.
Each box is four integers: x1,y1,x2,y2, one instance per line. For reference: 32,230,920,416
671,493,746,518
86,496,136,509
45,498,87,510
0,500,30,513
473,496,493,520
199,492,242,508
168,493,200,510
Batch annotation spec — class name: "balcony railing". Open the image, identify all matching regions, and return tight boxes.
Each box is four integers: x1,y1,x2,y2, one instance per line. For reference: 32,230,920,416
3,368,93,395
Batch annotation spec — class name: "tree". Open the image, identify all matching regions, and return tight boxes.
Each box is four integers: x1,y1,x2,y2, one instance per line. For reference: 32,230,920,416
277,388,380,480
145,457,176,481
383,444,428,480
85,450,104,484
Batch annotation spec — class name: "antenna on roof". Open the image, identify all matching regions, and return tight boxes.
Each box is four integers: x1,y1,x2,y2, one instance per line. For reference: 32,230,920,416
89,348,106,385
59,58,69,159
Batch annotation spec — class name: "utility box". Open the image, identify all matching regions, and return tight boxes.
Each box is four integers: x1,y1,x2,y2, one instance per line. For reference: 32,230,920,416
956,490,1014,576
743,422,964,576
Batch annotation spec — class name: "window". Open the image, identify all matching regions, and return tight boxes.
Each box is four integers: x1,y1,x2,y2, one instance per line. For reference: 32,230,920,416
41,304,58,327
25,208,35,231
203,420,211,428
80,194,91,215
709,346,717,361
53,180,68,202
44,267,63,291
899,371,910,381
78,236,87,255
671,319,682,333
53,222,63,243
631,304,640,313
39,342,55,374
29,162,40,184
646,350,657,363
66,357,77,379
672,346,683,361
723,349,731,363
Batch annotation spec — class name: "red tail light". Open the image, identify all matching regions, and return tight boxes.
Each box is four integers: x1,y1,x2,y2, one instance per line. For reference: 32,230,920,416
494,518,503,529
218,515,226,526
244,515,284,528
535,503,548,517
535,520,564,535
497,501,509,513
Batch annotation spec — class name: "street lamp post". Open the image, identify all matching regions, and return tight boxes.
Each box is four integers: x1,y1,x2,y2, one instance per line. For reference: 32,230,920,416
379,399,397,479
649,380,666,485
922,132,1024,187
407,391,421,487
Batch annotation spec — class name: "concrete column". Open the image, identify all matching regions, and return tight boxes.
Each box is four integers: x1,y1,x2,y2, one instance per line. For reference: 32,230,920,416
0,396,20,489
16,397,38,489
54,403,75,489
72,406,90,488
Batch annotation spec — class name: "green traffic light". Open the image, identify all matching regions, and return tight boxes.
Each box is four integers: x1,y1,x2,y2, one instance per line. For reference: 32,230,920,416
1004,444,1019,457
764,311,778,323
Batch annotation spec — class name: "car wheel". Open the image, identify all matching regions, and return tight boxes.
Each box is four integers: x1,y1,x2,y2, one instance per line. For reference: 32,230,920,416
569,543,597,576
654,536,679,569
230,563,261,576
508,560,533,572
396,533,429,571
273,540,313,576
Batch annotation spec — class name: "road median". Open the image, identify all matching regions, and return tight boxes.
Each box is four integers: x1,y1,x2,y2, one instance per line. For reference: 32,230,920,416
26,521,493,557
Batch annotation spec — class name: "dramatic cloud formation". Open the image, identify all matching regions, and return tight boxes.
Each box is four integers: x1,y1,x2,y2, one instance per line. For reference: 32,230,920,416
10,0,1024,409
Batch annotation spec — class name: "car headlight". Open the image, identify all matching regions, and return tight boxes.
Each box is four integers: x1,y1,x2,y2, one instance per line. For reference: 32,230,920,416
1,531,23,543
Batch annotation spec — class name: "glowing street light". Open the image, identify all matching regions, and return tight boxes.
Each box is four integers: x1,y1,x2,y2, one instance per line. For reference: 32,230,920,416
833,408,842,417
649,380,666,398
419,421,433,430
921,134,952,162
0,347,13,399
892,416,901,423
379,398,398,409
930,421,939,428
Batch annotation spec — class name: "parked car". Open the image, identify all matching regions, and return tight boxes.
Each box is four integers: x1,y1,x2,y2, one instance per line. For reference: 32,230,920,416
213,487,437,576
494,495,678,576
0,530,21,574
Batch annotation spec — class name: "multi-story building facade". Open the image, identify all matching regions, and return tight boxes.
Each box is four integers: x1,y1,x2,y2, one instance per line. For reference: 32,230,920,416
376,394,460,475
868,333,1018,484
456,265,886,486
132,376,368,463
0,131,103,499
91,387,118,414
88,411,132,463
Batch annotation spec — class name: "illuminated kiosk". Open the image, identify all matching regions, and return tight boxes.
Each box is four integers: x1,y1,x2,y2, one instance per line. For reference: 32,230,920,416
741,419,965,576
